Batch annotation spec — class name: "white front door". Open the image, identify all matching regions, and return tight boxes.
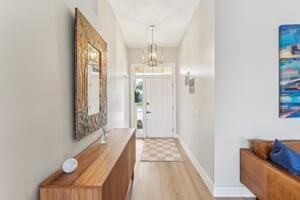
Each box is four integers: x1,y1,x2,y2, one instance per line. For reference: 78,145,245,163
145,77,174,138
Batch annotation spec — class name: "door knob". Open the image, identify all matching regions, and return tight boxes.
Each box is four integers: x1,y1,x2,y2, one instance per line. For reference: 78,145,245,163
146,111,151,114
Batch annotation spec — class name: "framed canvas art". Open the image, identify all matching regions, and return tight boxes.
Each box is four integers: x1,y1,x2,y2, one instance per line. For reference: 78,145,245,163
279,24,300,118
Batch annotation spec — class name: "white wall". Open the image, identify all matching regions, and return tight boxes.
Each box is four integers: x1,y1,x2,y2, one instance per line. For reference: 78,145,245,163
128,47,178,64
215,0,300,191
0,0,129,199
177,0,215,182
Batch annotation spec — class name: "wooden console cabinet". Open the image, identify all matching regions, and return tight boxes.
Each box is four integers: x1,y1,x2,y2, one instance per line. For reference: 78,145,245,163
40,128,136,200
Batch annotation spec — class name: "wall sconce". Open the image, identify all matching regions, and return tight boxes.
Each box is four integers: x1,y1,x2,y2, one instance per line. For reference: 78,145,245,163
185,72,190,86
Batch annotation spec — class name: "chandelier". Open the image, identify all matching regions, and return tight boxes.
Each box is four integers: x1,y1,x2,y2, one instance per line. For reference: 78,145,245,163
142,25,164,67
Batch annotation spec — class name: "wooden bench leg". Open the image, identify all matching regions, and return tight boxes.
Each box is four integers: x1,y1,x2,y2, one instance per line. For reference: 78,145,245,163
131,171,134,181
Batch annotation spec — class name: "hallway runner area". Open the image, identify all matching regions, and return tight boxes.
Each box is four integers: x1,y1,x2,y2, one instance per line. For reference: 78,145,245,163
140,138,183,162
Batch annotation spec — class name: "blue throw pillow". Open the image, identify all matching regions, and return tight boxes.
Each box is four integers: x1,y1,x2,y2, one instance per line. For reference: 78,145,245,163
270,139,300,176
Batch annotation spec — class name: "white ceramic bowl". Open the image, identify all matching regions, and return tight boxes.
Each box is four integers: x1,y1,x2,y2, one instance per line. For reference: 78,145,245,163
62,158,78,173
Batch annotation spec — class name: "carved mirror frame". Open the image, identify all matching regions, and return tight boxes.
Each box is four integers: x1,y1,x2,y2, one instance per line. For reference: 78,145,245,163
75,8,107,141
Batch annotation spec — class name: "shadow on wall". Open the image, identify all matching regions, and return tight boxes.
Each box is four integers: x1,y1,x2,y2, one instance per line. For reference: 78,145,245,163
54,6,76,137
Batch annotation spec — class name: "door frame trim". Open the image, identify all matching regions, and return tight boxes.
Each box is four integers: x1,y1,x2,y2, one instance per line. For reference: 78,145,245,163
129,63,176,138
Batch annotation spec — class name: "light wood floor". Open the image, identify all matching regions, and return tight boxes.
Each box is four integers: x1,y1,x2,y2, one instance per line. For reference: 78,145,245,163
126,139,254,200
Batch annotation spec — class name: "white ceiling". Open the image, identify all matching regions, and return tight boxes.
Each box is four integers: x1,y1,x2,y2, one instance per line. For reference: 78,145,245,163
108,0,200,48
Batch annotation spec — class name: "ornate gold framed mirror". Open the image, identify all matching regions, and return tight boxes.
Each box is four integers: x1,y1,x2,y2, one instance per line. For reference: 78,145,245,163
74,8,107,141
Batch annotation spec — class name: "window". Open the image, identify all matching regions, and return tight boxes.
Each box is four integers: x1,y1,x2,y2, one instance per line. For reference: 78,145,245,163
134,79,143,131
131,63,174,75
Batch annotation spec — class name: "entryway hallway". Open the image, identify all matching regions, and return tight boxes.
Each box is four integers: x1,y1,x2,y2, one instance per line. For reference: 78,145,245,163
126,139,254,200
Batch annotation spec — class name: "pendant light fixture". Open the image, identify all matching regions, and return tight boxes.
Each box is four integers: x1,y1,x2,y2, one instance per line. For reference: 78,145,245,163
142,25,164,67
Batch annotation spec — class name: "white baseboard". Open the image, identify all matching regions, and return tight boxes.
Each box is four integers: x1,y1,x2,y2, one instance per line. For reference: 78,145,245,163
177,134,214,195
214,186,255,197
176,134,255,198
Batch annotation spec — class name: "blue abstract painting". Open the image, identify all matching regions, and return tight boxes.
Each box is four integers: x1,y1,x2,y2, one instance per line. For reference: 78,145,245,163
280,25,300,118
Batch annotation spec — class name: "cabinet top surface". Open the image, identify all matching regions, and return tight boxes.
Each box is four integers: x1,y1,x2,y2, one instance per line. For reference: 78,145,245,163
40,128,135,188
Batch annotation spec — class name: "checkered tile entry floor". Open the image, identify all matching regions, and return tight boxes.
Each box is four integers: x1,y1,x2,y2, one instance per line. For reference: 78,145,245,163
140,138,183,162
